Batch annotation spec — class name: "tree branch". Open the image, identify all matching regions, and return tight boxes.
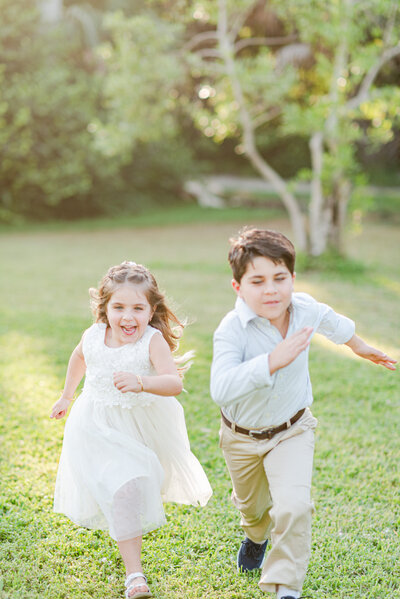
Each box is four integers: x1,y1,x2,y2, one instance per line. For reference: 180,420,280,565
383,1,398,46
252,107,281,129
229,1,258,42
325,0,351,138
234,35,298,53
217,0,307,251
195,48,222,59
183,30,218,51
346,44,400,111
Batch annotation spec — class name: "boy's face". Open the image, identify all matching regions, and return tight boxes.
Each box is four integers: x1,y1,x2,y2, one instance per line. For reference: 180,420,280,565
232,256,295,326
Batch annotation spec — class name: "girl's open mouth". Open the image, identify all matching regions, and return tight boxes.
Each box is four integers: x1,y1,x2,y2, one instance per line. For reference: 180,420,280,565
121,326,136,335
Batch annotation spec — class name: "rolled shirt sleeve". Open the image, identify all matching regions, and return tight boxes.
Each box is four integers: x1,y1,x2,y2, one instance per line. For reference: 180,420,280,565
315,301,355,344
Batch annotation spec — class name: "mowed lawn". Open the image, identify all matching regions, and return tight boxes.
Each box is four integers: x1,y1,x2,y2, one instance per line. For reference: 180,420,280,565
0,209,399,599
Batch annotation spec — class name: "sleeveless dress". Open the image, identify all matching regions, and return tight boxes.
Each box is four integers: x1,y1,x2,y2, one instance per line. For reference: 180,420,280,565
54,323,212,541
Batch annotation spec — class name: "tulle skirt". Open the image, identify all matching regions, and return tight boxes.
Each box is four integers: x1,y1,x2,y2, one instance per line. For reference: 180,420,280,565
54,392,212,541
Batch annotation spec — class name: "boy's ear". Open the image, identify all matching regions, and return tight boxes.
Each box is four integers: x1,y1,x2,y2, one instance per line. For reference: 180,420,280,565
231,279,241,295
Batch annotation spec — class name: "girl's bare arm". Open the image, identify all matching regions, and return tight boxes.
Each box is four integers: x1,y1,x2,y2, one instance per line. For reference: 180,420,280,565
113,334,183,396
50,338,86,419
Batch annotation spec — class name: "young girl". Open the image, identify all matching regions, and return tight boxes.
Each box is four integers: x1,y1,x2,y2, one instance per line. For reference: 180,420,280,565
51,261,212,599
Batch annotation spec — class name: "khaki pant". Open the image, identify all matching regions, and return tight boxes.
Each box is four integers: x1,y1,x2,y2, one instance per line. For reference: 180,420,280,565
219,408,317,594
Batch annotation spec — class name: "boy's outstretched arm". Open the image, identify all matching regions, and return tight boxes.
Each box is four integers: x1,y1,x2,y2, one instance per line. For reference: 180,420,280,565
345,334,397,370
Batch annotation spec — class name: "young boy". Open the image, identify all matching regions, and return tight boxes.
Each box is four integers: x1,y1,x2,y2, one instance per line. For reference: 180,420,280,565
210,228,396,599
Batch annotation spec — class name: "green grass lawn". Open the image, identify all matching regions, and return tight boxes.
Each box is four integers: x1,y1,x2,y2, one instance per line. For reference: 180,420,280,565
0,207,399,599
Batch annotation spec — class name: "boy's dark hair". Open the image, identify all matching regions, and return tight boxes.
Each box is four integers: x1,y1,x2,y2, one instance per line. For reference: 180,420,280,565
229,227,296,282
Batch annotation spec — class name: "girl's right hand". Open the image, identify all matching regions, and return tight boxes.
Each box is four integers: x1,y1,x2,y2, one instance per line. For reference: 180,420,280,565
50,397,73,420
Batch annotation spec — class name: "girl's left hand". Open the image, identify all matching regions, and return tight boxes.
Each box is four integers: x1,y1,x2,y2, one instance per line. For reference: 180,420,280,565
113,372,142,393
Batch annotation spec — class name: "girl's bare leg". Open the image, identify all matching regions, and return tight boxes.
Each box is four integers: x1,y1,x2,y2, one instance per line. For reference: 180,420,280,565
117,537,148,596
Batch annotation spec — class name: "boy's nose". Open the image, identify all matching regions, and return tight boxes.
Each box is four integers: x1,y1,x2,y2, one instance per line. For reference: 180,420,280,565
263,282,277,293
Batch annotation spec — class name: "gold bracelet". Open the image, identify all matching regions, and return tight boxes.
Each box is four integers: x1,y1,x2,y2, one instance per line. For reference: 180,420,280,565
136,374,144,392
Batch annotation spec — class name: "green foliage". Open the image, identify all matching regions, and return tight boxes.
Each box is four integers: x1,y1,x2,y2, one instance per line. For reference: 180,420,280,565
0,0,201,223
0,67,104,213
1,0,400,228
271,0,400,187
0,0,117,222
184,0,400,214
93,10,185,158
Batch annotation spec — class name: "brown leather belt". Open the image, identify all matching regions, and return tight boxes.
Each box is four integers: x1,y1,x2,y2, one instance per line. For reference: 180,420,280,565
221,408,305,440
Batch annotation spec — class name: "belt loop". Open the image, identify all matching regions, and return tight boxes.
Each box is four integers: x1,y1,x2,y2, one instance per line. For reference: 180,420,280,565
231,421,236,433
286,419,291,429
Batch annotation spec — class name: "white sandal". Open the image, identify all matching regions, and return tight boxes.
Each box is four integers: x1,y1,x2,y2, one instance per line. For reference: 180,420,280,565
124,572,152,599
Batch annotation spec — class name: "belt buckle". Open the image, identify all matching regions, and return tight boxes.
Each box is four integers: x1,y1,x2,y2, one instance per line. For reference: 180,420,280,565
249,428,273,440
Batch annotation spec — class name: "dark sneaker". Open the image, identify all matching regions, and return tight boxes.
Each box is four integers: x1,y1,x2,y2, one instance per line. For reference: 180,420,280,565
237,537,268,572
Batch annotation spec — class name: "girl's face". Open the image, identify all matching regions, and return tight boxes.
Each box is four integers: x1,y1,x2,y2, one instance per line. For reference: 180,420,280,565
106,283,153,346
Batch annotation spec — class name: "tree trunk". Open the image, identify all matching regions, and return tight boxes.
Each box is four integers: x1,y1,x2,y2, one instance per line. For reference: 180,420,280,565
326,177,351,252
39,0,63,23
309,132,330,256
245,145,308,252
217,0,307,252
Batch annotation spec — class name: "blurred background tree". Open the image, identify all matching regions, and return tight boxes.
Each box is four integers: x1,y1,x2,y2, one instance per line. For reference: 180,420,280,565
1,0,399,258
0,0,110,222
90,0,400,255
0,0,197,222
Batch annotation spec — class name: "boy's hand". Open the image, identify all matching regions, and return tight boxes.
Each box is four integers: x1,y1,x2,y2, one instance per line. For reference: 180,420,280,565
346,335,397,370
269,327,313,375
50,397,73,420
113,372,142,393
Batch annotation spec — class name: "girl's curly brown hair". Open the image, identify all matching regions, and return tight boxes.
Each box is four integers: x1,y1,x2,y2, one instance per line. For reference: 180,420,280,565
89,261,185,353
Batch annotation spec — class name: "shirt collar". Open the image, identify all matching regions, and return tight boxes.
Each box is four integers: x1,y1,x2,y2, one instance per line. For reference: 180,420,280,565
235,296,294,328
235,297,259,327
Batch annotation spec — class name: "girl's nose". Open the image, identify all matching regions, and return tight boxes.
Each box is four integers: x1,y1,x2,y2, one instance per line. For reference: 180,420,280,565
122,310,135,321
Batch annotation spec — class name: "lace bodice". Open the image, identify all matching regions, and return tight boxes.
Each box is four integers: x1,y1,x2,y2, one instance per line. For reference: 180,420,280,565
81,323,162,408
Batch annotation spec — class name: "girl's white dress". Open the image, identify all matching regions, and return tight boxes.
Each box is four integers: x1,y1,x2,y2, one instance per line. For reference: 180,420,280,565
54,323,212,541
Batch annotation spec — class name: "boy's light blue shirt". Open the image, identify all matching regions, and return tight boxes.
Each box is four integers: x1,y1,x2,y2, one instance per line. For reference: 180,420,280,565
210,292,355,429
